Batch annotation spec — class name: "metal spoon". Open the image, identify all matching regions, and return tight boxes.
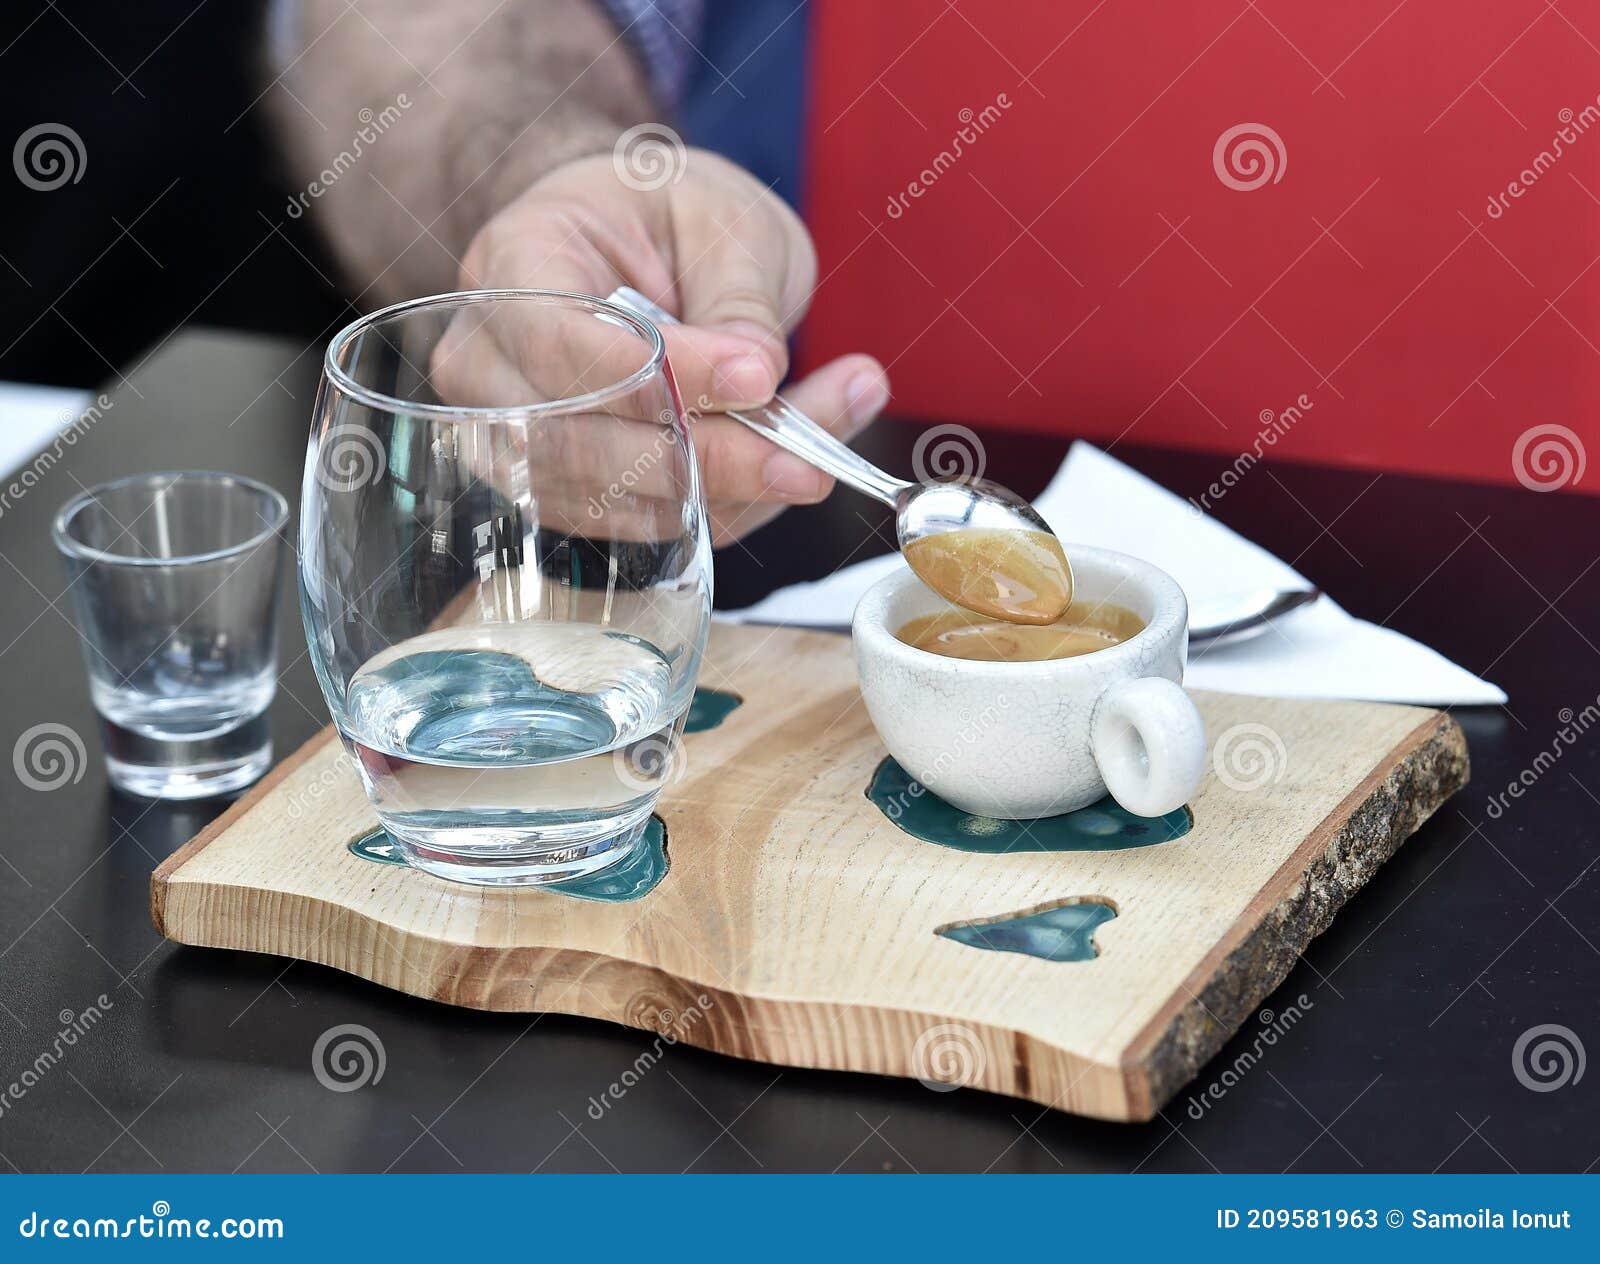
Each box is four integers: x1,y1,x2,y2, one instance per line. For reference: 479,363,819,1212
608,287,1071,621
1188,586,1322,647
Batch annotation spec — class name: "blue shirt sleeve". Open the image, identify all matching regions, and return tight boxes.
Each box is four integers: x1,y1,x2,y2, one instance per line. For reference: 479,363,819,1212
594,0,707,109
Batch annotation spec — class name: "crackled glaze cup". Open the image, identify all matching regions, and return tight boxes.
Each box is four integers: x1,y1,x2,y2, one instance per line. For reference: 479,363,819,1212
853,545,1206,820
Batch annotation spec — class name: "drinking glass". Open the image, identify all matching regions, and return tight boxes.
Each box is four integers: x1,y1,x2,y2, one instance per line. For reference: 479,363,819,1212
300,290,712,886
52,471,289,799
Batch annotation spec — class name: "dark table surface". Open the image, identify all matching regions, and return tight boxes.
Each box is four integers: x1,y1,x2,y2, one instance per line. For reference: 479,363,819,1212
0,329,1595,1174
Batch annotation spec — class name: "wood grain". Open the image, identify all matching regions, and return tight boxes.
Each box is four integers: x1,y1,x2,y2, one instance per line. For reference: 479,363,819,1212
152,622,1468,1121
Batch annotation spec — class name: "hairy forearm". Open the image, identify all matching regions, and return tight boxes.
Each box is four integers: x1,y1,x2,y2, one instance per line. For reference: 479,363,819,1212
270,0,654,304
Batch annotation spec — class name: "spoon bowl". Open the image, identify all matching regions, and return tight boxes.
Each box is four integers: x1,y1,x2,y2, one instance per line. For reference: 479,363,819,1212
1188,586,1322,646
895,479,1074,624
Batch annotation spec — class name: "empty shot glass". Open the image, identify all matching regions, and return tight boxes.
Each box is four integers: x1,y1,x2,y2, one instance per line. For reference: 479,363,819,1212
52,471,289,799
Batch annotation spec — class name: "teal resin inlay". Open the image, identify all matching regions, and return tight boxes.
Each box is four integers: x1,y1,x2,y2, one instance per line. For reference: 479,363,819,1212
347,816,669,902
683,687,741,733
866,757,1191,853
348,832,409,866
938,901,1117,962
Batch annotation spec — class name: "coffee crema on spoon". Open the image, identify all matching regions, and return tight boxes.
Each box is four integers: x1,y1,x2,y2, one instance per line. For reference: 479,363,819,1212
901,526,1073,625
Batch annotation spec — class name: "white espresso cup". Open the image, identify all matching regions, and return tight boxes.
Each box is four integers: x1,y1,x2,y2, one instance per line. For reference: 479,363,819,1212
852,545,1207,819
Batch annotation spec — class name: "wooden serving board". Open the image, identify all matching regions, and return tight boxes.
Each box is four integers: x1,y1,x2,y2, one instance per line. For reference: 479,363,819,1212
152,623,1467,1121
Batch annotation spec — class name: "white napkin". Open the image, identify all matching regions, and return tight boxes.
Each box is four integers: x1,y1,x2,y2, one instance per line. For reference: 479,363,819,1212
720,441,1506,706
0,381,90,479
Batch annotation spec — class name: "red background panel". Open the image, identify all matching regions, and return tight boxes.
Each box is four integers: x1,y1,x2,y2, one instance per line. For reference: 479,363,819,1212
800,0,1598,492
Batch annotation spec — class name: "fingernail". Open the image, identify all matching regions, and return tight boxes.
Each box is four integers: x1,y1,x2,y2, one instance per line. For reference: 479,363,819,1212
845,371,889,428
762,451,827,502
713,354,772,407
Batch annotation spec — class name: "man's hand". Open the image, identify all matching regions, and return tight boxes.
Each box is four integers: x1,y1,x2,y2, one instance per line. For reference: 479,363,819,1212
272,1,886,543
454,149,888,544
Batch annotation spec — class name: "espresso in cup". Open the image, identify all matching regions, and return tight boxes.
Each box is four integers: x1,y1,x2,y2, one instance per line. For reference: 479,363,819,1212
854,549,1207,819
897,601,1145,663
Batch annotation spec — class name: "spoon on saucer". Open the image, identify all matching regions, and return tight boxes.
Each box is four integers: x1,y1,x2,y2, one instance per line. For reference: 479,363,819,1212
1188,587,1321,647
608,287,1073,625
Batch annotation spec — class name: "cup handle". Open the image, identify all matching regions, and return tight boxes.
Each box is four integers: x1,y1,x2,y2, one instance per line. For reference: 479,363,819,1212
1089,677,1207,817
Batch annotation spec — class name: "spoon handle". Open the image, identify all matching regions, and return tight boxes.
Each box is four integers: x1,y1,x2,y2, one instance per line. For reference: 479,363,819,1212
607,288,910,508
